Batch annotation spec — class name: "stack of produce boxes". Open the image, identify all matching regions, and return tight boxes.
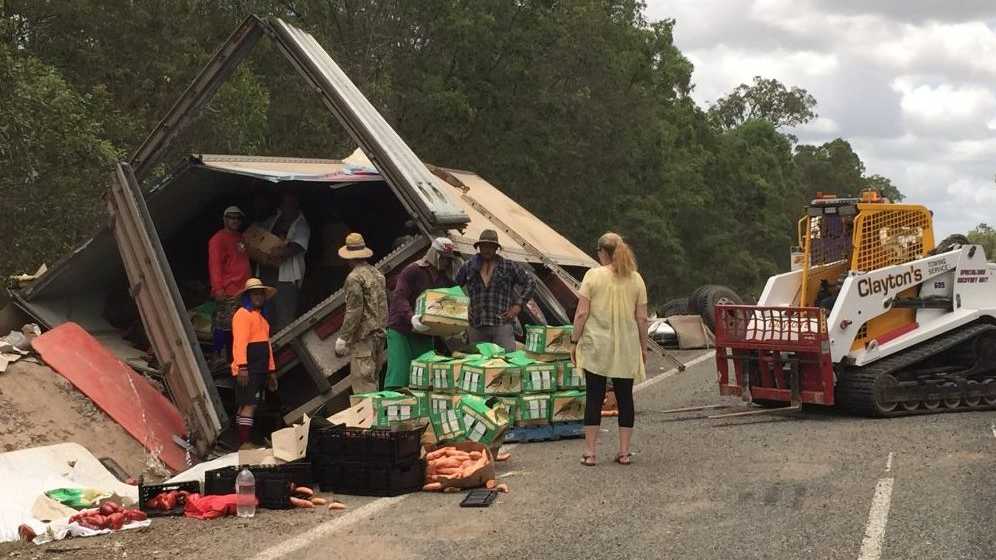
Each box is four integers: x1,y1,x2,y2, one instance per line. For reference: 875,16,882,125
401,324,584,446
523,325,586,426
407,346,510,448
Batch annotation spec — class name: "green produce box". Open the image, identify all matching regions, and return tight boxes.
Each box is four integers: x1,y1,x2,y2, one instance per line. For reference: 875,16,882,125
556,360,584,389
551,390,586,423
506,351,557,393
406,389,432,418
458,357,522,395
415,287,469,336
429,358,466,393
516,393,552,426
459,394,510,445
429,392,463,416
349,391,420,427
525,324,574,355
430,408,466,444
494,396,518,421
409,351,450,390
522,362,557,393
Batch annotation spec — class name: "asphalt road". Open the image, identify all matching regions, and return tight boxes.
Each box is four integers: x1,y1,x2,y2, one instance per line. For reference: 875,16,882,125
7,349,995,560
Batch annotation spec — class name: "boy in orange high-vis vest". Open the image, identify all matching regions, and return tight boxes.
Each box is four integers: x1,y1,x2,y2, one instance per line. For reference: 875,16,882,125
231,278,278,447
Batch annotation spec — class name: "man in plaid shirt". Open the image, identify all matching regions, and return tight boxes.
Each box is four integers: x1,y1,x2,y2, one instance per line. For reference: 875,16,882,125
454,229,534,352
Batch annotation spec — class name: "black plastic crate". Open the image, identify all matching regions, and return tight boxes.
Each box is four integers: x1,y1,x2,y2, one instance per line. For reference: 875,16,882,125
204,463,314,494
204,463,313,509
312,424,425,465
317,458,424,497
138,480,200,517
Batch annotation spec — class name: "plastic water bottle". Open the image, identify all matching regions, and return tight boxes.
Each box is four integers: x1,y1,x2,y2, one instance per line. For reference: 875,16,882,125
236,467,256,518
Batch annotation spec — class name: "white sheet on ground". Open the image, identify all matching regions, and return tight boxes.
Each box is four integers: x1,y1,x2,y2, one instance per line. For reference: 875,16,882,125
0,443,138,543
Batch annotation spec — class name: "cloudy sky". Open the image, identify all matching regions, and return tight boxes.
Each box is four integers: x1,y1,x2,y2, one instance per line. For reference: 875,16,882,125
644,0,996,237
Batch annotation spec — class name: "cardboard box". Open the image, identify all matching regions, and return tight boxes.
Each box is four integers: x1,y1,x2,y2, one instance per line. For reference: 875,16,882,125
271,415,311,462
349,391,420,428
327,401,375,429
459,394,509,445
409,352,450,390
494,396,518,421
516,393,551,426
458,357,522,395
429,408,466,444
243,224,285,267
429,358,466,393
415,287,469,336
521,362,557,393
556,360,584,389
406,390,432,418
429,392,463,416
426,442,495,490
525,324,574,354
551,391,586,423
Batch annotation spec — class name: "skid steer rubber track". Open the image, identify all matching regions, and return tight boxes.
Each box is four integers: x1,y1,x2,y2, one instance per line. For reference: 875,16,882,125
836,322,996,417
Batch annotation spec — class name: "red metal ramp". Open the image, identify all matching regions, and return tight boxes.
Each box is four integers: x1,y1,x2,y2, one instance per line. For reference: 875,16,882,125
33,322,188,472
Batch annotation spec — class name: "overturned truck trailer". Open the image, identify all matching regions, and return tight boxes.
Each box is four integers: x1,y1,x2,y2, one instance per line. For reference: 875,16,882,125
8,16,596,456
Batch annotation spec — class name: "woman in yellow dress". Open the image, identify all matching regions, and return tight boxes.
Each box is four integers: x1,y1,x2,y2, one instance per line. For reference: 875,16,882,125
571,232,648,466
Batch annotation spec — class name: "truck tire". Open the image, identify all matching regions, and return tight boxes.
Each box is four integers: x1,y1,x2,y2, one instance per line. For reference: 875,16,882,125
693,285,743,331
929,234,971,256
659,298,689,318
686,285,711,315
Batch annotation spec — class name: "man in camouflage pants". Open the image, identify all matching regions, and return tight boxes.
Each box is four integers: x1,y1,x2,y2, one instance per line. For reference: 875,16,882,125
334,233,388,394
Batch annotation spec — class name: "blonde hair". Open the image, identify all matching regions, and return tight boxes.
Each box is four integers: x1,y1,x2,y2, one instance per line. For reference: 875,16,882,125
598,232,637,277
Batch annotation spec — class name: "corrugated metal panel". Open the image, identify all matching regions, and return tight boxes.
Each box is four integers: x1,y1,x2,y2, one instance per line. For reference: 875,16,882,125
267,18,469,230
106,162,225,453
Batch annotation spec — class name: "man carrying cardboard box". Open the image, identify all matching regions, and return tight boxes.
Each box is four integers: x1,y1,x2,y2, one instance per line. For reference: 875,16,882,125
384,237,458,390
256,191,311,332
207,206,251,366
334,233,388,394
455,230,534,352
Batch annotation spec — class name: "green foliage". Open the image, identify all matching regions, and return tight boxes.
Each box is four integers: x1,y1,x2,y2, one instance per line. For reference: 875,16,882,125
967,224,996,261
0,1,904,308
0,43,120,278
708,76,817,131
794,139,904,202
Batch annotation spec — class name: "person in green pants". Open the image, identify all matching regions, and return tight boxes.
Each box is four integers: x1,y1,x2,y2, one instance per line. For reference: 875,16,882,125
383,237,458,389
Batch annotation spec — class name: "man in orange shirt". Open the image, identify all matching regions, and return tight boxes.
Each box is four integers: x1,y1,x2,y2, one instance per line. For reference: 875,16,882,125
231,278,278,447
208,206,251,366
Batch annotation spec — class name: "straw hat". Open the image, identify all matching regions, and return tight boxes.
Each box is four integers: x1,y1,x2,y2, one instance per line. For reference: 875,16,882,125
338,232,374,260
474,229,501,249
238,277,277,299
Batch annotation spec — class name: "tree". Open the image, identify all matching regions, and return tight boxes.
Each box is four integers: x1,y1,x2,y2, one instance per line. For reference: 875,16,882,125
708,76,817,131
0,43,120,278
794,139,904,202
967,224,996,261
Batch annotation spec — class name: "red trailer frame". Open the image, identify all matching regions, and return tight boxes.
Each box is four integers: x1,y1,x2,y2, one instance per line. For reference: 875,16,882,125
714,305,836,406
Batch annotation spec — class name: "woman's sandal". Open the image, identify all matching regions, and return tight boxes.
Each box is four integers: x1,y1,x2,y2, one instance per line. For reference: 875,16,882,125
615,452,632,466
580,454,597,466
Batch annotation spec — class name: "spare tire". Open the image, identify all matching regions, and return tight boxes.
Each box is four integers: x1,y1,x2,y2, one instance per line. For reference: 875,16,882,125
659,297,689,318
692,285,743,331
686,285,711,315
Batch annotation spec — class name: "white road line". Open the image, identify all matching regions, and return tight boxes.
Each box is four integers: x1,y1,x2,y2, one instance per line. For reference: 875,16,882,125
251,495,408,560
990,422,996,439
857,454,896,560
634,352,713,394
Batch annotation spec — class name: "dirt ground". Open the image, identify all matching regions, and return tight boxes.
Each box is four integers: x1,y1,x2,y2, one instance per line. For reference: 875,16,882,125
0,360,161,479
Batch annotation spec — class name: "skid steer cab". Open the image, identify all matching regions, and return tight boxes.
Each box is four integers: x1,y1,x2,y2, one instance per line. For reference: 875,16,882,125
714,190,996,416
